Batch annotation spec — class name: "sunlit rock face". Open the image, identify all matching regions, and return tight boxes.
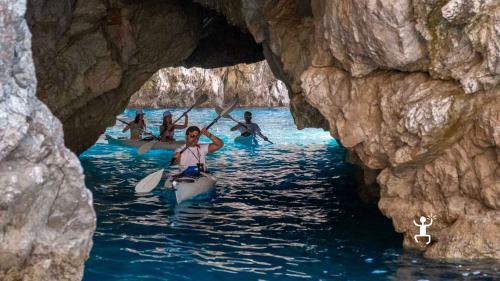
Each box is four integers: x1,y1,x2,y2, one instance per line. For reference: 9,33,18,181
0,1,95,280
301,67,500,259
27,0,263,154
12,0,498,263
194,0,500,258
129,61,289,108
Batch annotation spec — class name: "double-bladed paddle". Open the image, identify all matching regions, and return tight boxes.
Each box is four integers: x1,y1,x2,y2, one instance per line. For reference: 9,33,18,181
215,106,273,144
134,98,238,193
117,118,153,136
171,98,239,161
137,94,209,155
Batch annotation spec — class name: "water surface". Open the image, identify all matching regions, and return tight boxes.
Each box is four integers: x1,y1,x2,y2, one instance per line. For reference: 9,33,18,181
81,108,499,281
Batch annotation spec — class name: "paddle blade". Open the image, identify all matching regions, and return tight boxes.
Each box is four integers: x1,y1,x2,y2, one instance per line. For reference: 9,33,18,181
138,140,157,155
214,105,228,118
194,94,209,107
215,96,238,117
214,105,233,118
135,169,164,193
173,94,210,124
220,98,239,116
206,99,239,130
214,105,223,115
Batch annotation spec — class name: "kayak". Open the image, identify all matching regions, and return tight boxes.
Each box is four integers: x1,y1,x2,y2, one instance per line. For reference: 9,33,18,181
105,134,185,150
165,173,216,203
234,134,258,146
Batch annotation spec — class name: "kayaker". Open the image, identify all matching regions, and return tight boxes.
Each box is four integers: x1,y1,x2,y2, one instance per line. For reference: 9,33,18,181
122,109,150,140
172,126,224,175
159,111,188,142
230,111,270,142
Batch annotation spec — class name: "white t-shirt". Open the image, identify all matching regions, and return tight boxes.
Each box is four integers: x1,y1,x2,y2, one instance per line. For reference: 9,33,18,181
175,144,210,172
238,123,261,135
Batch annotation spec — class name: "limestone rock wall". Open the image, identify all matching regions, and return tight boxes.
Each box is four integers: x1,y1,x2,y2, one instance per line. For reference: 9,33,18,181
27,0,263,154
301,67,499,259
193,0,500,259
6,0,497,266
0,1,95,280
129,61,289,108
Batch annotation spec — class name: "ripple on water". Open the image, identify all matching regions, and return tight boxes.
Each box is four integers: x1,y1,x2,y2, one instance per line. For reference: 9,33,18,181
82,108,500,281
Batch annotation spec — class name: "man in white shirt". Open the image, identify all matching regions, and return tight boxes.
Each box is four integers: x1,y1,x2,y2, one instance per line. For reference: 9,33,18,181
172,126,224,175
230,111,269,142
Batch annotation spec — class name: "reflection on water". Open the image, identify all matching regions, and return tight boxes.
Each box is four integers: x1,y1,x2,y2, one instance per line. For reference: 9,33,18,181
82,108,499,281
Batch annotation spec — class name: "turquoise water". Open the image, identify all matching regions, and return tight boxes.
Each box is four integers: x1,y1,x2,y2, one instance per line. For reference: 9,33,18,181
81,108,499,281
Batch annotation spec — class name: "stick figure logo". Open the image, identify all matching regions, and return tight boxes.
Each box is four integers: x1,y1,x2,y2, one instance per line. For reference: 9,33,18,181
413,214,435,245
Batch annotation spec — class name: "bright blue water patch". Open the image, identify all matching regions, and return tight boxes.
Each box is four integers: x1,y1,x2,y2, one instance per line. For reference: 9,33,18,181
81,108,500,281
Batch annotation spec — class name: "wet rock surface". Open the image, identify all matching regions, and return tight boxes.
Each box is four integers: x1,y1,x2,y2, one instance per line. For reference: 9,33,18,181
0,1,95,280
129,61,289,108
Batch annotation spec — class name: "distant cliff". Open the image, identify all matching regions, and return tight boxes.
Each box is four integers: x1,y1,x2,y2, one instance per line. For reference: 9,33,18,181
129,61,289,108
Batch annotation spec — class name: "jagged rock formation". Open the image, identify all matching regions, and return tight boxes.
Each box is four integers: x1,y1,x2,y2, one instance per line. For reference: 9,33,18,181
0,1,95,280
27,0,263,154
0,4,495,280
191,0,500,259
129,61,289,108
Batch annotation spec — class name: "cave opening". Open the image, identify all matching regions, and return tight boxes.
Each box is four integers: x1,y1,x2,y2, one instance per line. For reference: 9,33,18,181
80,72,401,280
26,0,266,155
24,0,398,278
2,0,498,280
75,34,400,281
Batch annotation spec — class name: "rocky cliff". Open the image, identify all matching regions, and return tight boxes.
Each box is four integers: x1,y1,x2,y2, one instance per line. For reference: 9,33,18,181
0,2,498,280
27,0,264,154
0,1,95,280
196,0,499,259
129,61,289,108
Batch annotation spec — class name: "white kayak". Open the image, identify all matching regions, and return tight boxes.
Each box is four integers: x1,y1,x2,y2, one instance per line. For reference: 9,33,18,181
234,134,258,146
165,173,216,203
106,134,185,150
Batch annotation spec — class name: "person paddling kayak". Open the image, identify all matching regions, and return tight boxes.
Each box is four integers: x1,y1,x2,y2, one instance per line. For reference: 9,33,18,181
172,126,224,175
122,109,151,140
160,111,188,142
230,111,270,142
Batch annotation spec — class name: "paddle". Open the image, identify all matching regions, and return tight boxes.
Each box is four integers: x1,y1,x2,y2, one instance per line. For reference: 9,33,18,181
215,106,273,144
134,99,238,193
135,169,164,193
137,94,209,155
117,118,154,136
117,118,130,125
